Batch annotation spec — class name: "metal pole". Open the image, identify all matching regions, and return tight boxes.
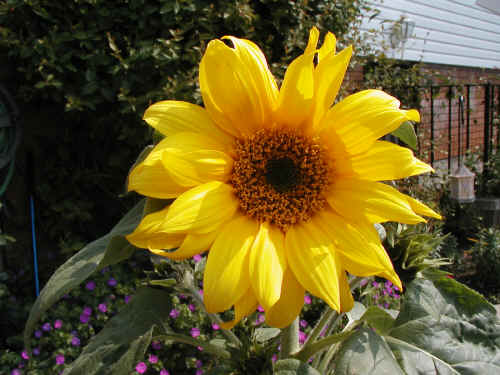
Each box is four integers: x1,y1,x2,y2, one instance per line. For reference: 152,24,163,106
448,86,453,173
458,95,464,168
430,86,434,166
466,85,470,150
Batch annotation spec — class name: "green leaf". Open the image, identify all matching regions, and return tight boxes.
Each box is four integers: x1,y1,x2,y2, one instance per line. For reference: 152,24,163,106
254,328,281,343
360,306,395,335
335,277,500,374
274,359,321,375
335,328,405,375
388,277,500,374
62,287,171,375
391,121,417,150
149,278,177,288
24,199,145,349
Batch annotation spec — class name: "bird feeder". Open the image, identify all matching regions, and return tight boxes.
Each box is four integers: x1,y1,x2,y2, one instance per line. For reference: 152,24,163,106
449,96,475,203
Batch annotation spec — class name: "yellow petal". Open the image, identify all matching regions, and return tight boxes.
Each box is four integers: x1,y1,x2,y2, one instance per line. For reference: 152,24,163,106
308,45,352,131
327,179,427,224
128,160,188,199
142,100,234,147
338,269,354,312
126,206,185,250
304,27,320,55
204,215,258,313
334,140,433,181
249,222,287,311
157,230,219,260
158,132,233,187
266,268,305,328
313,210,401,289
318,32,336,61
285,220,340,311
220,287,259,330
163,181,239,234
275,53,315,129
320,90,418,155
199,37,278,137
406,195,442,220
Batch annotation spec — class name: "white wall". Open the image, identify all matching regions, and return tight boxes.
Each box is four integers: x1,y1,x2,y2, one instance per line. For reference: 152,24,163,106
361,0,500,69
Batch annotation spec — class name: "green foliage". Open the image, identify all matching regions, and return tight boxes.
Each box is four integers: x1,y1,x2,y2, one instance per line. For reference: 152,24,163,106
24,199,145,348
333,277,500,374
467,228,500,297
362,54,424,109
383,223,450,283
62,287,171,375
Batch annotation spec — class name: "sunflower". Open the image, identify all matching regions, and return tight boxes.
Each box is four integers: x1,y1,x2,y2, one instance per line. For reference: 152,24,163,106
126,27,440,329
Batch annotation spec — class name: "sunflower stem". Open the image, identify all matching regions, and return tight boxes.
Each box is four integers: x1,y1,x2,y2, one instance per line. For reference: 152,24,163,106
280,317,300,358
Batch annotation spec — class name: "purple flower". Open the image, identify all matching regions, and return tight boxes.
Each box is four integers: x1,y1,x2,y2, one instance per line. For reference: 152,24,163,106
384,302,389,308
33,348,40,356
272,354,277,363
255,314,265,325
42,323,51,332
34,330,42,338
85,281,96,291
148,354,158,364
71,336,81,347
193,254,202,262
191,327,200,338
21,350,29,360
196,370,203,375
372,281,379,288
299,331,307,344
179,293,187,300
212,323,220,330
107,278,117,287
83,306,92,316
169,309,179,319
300,319,308,328
188,304,196,312
257,305,265,312
80,313,90,324
197,346,203,351
195,360,203,368
160,370,169,375
360,279,368,286
304,295,312,305
151,340,162,350
55,354,65,365
11,369,21,375
54,319,63,329
198,289,204,297
135,362,147,374
98,303,107,313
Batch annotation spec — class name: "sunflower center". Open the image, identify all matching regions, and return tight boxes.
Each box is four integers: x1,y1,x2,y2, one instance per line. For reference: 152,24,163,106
265,157,299,192
230,129,331,231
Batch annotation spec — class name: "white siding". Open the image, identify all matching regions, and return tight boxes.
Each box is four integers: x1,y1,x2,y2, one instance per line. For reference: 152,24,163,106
360,0,500,68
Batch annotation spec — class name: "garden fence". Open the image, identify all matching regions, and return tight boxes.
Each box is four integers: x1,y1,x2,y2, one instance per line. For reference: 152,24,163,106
412,83,500,175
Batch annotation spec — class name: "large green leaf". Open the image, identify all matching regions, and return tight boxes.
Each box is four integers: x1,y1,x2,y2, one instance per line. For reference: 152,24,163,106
274,359,321,375
388,277,500,374
335,277,500,374
62,287,171,375
24,199,145,348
